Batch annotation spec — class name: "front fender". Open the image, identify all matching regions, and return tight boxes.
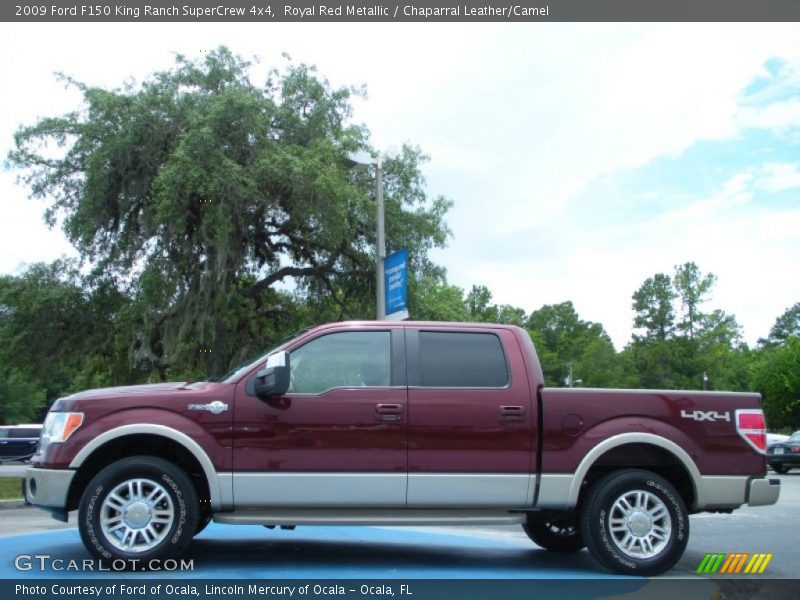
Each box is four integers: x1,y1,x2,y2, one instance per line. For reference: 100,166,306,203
40,409,229,510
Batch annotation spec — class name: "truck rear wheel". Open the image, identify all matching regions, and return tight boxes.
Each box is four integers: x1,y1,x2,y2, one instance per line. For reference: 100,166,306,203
195,512,212,536
581,469,688,576
78,456,199,565
523,514,584,553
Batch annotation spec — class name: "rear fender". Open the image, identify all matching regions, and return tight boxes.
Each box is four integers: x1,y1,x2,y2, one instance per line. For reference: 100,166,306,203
568,431,702,508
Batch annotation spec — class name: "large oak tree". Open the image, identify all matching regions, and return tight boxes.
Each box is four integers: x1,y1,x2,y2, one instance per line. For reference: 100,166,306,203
9,48,451,379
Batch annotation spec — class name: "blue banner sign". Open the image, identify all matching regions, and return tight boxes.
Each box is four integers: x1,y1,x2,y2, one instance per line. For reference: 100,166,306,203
384,248,408,320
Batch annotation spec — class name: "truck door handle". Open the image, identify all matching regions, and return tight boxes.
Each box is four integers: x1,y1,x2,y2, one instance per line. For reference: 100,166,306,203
375,403,403,423
500,405,526,420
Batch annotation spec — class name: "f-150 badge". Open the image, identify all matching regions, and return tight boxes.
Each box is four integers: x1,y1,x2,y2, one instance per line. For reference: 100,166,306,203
188,401,229,415
681,409,731,422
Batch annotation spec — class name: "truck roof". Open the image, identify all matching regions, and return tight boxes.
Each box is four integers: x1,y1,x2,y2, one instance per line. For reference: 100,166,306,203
309,320,522,331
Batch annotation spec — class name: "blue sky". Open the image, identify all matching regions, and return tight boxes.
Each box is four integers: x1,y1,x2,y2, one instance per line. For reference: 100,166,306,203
0,23,798,348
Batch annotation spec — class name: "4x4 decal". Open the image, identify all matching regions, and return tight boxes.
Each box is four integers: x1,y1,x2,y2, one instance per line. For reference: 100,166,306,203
681,409,731,422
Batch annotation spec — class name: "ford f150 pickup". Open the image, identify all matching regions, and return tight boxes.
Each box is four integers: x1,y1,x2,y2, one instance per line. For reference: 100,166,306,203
24,321,780,575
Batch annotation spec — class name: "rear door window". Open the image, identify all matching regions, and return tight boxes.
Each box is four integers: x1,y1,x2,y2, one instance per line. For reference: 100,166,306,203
418,331,509,388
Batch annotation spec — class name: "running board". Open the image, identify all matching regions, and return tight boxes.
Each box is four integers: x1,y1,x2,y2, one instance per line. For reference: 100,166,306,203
213,509,527,526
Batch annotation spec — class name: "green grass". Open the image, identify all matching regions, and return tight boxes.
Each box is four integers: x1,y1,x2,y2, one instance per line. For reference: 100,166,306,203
0,477,23,500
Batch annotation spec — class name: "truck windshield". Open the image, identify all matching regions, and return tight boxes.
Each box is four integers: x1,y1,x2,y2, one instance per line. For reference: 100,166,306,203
215,328,309,383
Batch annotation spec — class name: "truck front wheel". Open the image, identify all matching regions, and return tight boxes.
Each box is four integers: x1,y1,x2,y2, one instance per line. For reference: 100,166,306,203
523,514,584,553
581,469,689,576
78,456,199,565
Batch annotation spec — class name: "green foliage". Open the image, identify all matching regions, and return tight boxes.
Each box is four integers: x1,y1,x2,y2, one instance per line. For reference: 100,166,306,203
466,285,499,322
0,249,795,428
759,302,800,348
526,301,611,386
408,275,470,322
751,337,800,429
0,372,47,425
575,338,639,389
700,343,752,393
694,310,749,391
673,262,716,340
0,478,24,500
627,263,749,392
0,260,130,412
496,305,527,327
8,48,451,380
632,273,675,342
628,338,694,390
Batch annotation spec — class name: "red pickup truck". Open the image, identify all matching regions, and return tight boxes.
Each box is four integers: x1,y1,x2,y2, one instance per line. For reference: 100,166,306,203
24,321,779,575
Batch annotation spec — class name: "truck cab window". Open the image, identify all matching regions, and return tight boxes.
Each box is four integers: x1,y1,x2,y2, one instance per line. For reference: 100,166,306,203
288,331,391,394
419,331,508,388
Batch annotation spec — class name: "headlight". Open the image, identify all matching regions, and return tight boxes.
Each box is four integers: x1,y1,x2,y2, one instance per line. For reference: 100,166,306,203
38,412,84,454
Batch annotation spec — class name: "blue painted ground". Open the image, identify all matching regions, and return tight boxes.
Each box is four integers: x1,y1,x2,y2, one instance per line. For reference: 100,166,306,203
0,523,638,581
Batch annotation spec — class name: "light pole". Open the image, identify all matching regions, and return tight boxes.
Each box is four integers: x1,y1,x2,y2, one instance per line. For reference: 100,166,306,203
566,362,582,388
375,155,386,320
347,150,392,320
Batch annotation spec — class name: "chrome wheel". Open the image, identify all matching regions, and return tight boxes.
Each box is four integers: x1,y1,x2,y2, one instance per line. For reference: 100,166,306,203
100,478,175,553
582,470,688,575
608,490,671,559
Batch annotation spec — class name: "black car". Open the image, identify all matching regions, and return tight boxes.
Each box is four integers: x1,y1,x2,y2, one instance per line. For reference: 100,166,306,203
0,424,42,462
767,431,800,474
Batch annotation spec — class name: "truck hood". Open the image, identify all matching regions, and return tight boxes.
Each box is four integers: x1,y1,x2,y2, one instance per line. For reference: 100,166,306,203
49,380,233,418
62,381,217,402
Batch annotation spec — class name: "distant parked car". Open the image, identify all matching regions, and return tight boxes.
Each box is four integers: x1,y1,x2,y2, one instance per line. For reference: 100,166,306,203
0,424,42,462
767,433,790,447
766,431,800,474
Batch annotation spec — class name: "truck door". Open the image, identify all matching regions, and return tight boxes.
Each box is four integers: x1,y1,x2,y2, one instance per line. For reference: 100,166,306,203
232,328,408,507
406,328,535,507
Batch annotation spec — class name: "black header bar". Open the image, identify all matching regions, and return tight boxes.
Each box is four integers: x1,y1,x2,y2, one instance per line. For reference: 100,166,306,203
6,578,799,600
5,0,800,22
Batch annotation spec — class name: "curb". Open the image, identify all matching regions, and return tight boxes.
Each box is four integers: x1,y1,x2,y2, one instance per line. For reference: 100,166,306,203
0,499,26,510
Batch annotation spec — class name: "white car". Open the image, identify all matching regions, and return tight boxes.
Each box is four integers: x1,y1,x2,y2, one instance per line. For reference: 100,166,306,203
767,433,790,447
766,433,790,473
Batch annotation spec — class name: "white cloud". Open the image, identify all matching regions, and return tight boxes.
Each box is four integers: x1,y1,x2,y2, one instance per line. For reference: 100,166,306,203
738,98,800,131
0,176,76,274
755,162,800,192
448,163,800,348
659,173,754,223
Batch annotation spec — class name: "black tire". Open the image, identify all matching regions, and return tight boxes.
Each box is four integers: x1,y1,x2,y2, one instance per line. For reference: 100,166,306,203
79,456,199,565
772,464,788,474
195,512,212,536
523,514,585,553
581,469,689,576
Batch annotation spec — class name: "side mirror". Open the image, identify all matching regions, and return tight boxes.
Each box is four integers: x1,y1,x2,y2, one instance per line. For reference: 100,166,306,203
254,351,291,398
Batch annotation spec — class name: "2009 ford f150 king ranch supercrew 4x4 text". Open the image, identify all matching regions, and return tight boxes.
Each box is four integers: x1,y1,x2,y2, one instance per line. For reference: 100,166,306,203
24,321,779,575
